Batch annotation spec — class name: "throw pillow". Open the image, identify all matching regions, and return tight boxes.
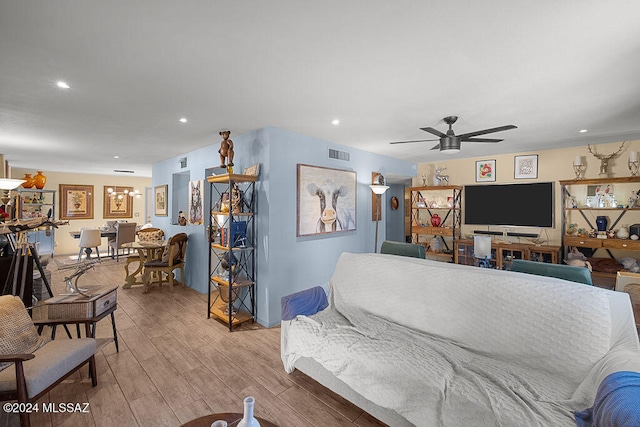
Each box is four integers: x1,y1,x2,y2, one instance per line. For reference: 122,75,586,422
161,243,181,264
587,258,622,274
0,295,50,371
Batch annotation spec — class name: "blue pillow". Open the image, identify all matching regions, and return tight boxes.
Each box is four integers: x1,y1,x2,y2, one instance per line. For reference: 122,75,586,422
575,371,640,427
281,286,328,321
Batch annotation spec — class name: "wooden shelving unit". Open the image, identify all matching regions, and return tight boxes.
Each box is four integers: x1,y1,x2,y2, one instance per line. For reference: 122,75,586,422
409,185,462,261
560,176,640,284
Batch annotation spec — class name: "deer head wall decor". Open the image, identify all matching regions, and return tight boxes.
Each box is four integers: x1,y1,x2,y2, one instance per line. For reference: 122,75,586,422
587,142,626,176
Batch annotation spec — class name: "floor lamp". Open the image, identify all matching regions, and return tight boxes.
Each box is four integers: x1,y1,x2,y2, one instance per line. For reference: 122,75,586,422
370,174,389,253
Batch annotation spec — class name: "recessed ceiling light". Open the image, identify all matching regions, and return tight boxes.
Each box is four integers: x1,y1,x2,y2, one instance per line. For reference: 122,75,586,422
579,129,588,133
179,117,187,123
113,155,119,159
332,119,340,125
56,81,70,89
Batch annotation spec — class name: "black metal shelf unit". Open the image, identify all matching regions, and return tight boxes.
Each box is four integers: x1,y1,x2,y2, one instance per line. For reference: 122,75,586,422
206,174,257,331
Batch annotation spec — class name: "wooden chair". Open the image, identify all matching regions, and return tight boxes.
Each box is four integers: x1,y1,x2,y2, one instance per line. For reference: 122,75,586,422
124,228,165,282
0,295,98,427
142,233,187,293
108,222,137,262
623,283,640,336
77,228,102,261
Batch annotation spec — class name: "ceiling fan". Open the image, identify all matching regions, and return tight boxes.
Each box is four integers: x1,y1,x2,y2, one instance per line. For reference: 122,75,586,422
390,116,517,152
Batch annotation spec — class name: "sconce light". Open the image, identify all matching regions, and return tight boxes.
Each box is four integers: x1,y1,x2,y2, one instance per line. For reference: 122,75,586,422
369,174,389,252
629,151,638,176
573,156,585,180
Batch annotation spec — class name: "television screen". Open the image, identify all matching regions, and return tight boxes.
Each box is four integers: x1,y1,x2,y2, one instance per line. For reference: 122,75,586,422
464,182,554,228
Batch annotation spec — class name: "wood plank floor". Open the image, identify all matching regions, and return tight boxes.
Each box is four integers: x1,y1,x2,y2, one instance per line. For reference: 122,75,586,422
1,258,388,427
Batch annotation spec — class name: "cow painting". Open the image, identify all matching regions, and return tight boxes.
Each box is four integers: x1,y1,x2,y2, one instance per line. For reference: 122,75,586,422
307,181,355,232
297,164,357,236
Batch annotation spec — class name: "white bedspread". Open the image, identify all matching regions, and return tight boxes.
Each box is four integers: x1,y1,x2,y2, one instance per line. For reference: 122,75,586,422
282,253,624,427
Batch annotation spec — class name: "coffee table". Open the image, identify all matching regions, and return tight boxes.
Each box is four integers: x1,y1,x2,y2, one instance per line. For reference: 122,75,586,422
180,412,277,427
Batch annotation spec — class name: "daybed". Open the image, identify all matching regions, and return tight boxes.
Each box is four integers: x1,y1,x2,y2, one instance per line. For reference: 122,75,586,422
281,253,640,426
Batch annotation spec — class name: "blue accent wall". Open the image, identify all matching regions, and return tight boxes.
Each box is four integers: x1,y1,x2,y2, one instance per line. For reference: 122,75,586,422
152,127,415,327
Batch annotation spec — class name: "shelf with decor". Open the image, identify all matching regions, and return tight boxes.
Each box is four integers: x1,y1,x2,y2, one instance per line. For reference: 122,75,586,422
15,188,56,255
454,239,560,269
207,174,257,331
409,185,462,261
560,176,640,284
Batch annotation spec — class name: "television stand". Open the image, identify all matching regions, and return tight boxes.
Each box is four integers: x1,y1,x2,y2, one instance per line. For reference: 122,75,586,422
454,239,560,270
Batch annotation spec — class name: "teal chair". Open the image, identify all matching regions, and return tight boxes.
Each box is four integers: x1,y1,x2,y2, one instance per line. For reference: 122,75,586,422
380,241,426,259
510,259,593,285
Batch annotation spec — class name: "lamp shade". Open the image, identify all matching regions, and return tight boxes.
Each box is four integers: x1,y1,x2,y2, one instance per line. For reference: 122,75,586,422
0,178,26,190
369,184,389,195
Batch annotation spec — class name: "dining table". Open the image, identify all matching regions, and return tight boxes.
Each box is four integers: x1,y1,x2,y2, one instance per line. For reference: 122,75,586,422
121,240,168,289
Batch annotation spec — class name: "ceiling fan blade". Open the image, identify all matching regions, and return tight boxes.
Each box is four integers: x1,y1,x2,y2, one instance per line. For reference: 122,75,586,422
462,137,504,143
420,127,447,138
458,124,517,139
389,138,439,145
430,143,441,150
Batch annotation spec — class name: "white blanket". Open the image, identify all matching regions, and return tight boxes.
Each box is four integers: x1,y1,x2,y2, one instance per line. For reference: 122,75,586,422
282,253,622,426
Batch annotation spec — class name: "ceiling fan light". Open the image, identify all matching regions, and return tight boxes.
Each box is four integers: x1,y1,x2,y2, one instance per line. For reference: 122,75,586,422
442,148,460,154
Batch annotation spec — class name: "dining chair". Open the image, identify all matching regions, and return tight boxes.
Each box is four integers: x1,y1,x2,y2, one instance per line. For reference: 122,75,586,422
108,222,137,262
124,228,165,279
142,233,187,293
77,228,102,261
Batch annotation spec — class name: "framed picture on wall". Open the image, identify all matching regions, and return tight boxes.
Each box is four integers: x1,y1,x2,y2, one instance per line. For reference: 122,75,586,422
296,164,357,237
60,184,94,220
188,179,204,225
103,186,133,218
514,155,538,179
154,184,168,216
475,160,496,182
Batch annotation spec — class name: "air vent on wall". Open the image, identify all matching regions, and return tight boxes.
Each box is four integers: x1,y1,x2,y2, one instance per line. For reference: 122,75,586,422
329,148,350,161
113,170,135,174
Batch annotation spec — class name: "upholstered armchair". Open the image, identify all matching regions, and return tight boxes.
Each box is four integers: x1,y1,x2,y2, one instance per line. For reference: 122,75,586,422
0,295,98,427
108,222,137,262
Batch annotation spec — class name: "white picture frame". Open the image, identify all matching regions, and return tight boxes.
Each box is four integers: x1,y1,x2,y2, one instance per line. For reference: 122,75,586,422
514,155,538,179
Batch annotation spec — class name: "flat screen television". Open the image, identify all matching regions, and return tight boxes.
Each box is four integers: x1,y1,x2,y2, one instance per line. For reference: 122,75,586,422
464,182,554,228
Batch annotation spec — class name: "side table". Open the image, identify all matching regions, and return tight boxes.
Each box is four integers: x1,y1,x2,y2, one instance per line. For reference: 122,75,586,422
180,413,277,427
32,285,119,352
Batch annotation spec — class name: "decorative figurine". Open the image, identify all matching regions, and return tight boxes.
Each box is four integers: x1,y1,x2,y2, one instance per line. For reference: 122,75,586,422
178,211,187,226
218,130,234,169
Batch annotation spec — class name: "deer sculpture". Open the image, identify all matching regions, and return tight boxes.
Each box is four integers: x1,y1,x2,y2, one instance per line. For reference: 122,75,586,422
434,167,449,186
588,142,626,176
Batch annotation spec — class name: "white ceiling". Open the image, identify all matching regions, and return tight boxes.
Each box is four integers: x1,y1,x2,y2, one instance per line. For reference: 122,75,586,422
2,1,640,178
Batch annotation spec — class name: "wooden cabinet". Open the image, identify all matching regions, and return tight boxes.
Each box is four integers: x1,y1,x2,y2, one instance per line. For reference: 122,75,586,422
455,239,560,269
207,174,256,331
560,176,640,282
409,185,462,261
16,189,56,255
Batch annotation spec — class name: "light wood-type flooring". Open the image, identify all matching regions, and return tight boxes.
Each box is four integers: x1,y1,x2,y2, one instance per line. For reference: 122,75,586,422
1,258,387,427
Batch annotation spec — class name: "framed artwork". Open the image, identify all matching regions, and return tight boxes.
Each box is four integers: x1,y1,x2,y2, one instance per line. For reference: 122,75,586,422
188,179,204,225
103,186,133,218
154,185,168,216
59,184,94,220
514,155,538,179
297,164,357,237
243,163,260,177
476,160,496,182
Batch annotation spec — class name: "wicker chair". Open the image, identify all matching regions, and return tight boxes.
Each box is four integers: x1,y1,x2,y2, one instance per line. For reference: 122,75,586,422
142,233,187,293
623,283,640,336
0,295,98,427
